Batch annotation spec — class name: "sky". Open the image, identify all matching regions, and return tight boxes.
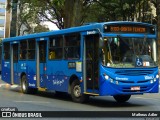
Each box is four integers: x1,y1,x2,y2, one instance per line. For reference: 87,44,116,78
43,21,59,31
0,0,5,3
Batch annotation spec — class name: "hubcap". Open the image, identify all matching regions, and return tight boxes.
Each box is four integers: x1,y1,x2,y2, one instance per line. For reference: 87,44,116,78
73,85,81,97
22,80,26,91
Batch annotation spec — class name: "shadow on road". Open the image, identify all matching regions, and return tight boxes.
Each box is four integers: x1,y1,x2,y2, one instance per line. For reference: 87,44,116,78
8,86,147,108
86,97,145,108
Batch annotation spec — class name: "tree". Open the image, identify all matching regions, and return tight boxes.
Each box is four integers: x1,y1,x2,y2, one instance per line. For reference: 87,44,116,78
6,0,157,32
34,24,49,33
85,0,154,23
157,0,160,66
6,0,51,35
11,0,94,29
64,0,83,28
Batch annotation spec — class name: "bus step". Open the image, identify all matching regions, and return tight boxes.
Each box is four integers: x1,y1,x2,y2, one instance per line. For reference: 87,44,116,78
83,92,99,96
38,87,46,92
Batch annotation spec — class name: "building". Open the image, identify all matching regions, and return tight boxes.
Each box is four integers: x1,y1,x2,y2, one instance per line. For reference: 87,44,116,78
0,0,5,39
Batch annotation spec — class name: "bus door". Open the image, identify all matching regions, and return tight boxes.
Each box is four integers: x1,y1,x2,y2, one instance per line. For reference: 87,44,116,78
36,39,47,88
11,42,19,84
83,34,99,94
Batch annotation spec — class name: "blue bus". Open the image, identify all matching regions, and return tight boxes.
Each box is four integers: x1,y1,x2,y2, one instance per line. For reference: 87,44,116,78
1,21,159,103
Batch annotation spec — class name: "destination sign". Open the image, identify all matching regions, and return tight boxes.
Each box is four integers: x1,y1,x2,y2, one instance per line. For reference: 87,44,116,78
110,26,146,33
104,24,155,34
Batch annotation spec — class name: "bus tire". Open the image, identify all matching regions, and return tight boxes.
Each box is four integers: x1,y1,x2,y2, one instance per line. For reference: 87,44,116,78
71,80,89,103
21,75,30,94
21,75,37,94
113,95,131,103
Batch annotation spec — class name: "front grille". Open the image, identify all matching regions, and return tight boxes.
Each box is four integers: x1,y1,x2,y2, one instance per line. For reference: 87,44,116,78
119,80,134,83
137,80,150,83
115,70,154,76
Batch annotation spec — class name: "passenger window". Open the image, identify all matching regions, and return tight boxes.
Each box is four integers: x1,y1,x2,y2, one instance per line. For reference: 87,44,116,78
19,40,27,60
49,36,63,60
3,42,10,60
64,33,80,59
28,39,35,60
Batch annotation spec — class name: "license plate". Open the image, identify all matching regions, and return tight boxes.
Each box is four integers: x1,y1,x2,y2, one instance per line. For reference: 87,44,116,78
131,86,140,91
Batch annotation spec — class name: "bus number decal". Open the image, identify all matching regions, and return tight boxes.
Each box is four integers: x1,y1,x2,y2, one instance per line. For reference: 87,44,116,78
21,63,26,70
4,62,9,67
4,63,7,67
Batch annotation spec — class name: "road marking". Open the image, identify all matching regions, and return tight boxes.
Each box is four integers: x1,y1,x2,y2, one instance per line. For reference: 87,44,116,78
14,101,50,104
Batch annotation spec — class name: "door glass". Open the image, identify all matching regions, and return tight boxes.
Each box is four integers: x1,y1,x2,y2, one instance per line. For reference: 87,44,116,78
13,44,18,63
39,41,46,63
85,34,99,90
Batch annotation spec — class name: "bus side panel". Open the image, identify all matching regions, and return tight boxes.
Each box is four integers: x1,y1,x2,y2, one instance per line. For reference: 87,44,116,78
39,63,47,88
13,63,19,84
18,61,36,88
46,61,68,92
26,61,37,88
2,60,11,84
46,61,82,92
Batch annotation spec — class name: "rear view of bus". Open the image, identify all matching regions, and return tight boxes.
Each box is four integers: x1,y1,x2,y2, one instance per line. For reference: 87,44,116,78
99,22,159,102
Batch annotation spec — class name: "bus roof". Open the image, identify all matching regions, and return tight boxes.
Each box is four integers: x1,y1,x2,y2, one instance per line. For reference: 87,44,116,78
3,21,154,42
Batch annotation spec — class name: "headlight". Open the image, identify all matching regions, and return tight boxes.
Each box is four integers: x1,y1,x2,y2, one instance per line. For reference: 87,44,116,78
156,74,159,79
104,75,109,80
103,73,109,80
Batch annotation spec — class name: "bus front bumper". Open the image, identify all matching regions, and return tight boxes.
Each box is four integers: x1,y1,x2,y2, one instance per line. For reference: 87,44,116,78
99,78,159,96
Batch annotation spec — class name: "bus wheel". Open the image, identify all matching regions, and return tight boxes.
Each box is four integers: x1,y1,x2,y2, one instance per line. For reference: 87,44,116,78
21,75,30,94
71,80,89,103
21,75,37,94
113,95,131,103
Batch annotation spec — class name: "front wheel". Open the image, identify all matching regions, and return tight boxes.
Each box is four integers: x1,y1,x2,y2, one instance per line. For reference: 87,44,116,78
71,80,89,103
113,95,131,103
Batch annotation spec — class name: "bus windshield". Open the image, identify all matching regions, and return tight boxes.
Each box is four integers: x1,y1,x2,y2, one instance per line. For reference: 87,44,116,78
101,37,157,68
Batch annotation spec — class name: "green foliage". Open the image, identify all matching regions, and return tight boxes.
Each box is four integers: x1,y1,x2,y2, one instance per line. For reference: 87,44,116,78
85,0,155,24
34,25,50,33
18,0,65,29
7,0,156,33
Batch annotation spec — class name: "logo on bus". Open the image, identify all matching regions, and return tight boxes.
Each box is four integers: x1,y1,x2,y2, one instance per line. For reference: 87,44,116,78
29,83,36,87
144,76,154,80
53,79,64,86
87,31,96,35
115,77,128,80
136,58,142,67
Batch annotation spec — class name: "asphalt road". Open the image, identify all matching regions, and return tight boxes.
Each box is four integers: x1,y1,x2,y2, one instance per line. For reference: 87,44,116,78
0,78,160,120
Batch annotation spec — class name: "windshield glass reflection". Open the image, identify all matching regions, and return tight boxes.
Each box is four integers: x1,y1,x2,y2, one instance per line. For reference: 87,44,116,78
101,37,157,68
